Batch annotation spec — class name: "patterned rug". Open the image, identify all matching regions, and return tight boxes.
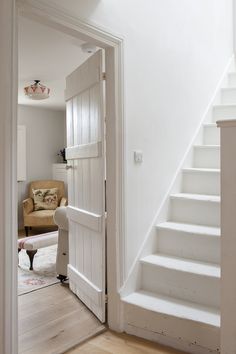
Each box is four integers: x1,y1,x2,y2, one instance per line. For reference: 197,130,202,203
18,244,59,295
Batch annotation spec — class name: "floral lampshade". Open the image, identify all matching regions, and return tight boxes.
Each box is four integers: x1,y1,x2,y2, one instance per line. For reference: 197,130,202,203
24,80,50,100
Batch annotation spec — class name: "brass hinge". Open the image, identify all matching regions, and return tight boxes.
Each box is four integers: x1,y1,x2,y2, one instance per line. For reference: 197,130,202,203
102,72,106,80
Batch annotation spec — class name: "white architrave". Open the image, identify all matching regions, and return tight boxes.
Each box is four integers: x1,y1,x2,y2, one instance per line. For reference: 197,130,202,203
0,1,125,351
0,0,18,353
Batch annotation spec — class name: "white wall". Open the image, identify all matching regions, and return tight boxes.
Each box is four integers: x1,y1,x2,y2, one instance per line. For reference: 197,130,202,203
17,105,65,228
234,0,236,52
46,0,233,278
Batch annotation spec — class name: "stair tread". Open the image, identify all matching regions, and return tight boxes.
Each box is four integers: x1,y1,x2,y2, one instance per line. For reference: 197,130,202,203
194,144,220,148
203,123,217,127
221,87,236,91
214,103,236,107
170,193,220,202
157,221,220,236
183,167,220,173
123,290,220,327
141,253,220,278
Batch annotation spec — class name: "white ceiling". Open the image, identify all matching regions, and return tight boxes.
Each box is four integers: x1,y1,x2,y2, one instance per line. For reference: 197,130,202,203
18,16,92,111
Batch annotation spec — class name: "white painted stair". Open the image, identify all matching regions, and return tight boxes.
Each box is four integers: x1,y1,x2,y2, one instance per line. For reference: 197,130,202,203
203,123,220,145
141,254,220,308
156,222,220,264
194,145,220,169
169,193,220,227
123,291,220,352
213,104,236,121
122,67,236,352
182,168,220,195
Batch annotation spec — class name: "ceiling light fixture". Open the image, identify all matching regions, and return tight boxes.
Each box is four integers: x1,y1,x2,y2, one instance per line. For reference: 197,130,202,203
24,80,50,100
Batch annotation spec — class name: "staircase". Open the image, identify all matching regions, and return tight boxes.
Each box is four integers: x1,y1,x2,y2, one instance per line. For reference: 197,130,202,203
122,70,236,353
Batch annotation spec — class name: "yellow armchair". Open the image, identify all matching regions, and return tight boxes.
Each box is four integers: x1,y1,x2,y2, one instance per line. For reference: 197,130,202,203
23,180,67,236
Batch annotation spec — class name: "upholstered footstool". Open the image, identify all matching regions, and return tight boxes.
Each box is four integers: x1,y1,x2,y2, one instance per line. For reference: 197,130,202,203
53,207,68,282
18,231,58,270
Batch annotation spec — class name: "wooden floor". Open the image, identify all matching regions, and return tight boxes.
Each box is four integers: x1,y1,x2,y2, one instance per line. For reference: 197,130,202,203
18,283,105,354
67,330,186,354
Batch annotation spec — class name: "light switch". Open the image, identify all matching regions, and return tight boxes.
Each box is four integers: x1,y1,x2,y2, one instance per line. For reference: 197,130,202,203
134,150,143,163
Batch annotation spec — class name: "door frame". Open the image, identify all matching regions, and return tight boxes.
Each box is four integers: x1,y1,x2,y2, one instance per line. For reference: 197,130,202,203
1,0,125,352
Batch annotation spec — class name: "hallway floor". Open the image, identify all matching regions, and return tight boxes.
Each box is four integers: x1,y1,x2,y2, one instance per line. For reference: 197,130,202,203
67,329,186,354
18,283,105,354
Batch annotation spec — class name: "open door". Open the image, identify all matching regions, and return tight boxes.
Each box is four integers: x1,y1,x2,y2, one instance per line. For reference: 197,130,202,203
65,50,106,322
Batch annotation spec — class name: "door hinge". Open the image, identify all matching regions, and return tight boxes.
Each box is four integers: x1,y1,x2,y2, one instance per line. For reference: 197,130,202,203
105,294,108,303
102,72,106,80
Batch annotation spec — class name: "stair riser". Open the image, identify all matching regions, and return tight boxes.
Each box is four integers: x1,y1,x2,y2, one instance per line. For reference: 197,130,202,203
156,227,220,264
170,198,220,227
228,73,236,87
141,263,220,308
203,126,220,145
194,147,220,169
182,171,220,195
221,89,236,104
123,303,220,353
213,105,236,122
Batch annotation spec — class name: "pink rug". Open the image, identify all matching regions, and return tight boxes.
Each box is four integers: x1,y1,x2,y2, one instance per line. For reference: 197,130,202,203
18,244,59,295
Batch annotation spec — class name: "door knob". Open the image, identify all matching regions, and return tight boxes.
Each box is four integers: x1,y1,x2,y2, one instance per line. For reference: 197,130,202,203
66,165,73,170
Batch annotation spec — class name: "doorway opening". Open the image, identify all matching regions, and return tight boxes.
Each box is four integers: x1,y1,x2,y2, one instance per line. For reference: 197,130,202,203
17,14,97,295
16,4,124,352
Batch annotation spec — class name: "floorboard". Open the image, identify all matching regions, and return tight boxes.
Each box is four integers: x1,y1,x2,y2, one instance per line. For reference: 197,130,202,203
18,283,105,354
66,330,187,354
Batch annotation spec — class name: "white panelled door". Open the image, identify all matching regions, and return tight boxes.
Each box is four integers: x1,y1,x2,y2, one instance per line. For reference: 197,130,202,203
65,50,106,322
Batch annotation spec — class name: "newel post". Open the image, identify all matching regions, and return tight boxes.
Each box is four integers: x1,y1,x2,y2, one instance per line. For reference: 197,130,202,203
217,119,236,354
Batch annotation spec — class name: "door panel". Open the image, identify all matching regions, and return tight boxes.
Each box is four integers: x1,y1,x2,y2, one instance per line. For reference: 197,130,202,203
65,50,106,322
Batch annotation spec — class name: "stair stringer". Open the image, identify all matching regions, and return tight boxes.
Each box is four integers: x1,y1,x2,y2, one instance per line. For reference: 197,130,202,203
124,305,219,354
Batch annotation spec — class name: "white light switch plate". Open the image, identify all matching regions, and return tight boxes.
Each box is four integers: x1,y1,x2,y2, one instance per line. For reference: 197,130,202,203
134,150,143,163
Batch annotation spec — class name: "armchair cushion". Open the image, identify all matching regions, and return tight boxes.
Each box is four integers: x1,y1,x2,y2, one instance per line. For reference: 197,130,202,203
29,180,65,203
24,210,56,227
32,188,59,211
